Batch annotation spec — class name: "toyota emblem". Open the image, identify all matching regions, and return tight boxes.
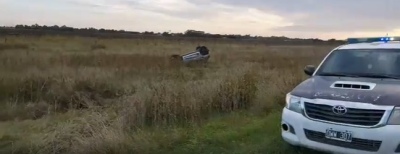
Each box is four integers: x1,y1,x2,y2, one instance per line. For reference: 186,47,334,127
332,105,347,115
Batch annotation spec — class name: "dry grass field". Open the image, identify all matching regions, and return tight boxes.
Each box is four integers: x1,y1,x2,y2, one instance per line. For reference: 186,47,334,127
0,36,335,154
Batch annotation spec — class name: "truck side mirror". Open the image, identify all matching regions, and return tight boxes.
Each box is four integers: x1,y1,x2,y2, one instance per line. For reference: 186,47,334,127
304,65,316,76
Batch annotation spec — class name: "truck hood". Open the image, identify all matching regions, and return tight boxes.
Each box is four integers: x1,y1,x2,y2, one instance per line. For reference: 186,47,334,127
290,76,400,106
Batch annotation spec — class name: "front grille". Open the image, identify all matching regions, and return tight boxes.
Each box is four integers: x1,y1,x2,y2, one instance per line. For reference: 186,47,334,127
304,102,385,126
304,129,382,152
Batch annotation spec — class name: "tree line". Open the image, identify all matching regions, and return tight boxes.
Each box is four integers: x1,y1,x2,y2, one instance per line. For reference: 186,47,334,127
0,24,344,44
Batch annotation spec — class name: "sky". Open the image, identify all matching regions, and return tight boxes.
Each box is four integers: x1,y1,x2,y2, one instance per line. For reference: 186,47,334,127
1,0,399,40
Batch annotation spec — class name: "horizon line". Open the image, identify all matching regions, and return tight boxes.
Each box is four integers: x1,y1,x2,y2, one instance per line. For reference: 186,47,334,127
0,23,349,41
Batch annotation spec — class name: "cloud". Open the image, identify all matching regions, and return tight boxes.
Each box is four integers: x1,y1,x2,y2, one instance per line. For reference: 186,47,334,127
213,0,400,33
20,0,292,35
1,0,399,39
115,0,294,34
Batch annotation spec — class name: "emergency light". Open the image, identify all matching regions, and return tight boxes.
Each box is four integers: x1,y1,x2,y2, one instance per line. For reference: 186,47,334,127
347,37,400,44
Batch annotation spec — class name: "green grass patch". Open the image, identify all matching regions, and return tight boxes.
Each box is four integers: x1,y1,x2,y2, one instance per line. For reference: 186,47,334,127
0,111,324,154
157,112,322,154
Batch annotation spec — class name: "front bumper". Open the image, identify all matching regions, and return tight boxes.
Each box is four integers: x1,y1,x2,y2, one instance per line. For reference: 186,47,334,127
281,108,400,154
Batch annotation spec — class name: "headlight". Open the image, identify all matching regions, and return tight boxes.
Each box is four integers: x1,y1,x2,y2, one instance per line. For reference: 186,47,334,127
387,107,400,125
285,93,302,113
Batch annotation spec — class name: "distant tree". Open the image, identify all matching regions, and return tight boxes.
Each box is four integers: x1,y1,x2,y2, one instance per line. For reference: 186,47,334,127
143,31,154,35
15,25,24,29
162,32,171,37
328,38,336,42
184,29,205,37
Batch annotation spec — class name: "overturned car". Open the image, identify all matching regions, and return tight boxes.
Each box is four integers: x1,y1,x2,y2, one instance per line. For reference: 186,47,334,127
170,46,210,65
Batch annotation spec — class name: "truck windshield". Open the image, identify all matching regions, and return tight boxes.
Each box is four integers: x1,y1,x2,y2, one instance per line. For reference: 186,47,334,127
315,48,400,79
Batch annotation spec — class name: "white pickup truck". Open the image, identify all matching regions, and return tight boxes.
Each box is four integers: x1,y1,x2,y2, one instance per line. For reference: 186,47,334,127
282,36,400,154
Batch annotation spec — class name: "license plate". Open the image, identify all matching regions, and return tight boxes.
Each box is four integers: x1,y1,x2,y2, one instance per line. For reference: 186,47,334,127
325,128,352,142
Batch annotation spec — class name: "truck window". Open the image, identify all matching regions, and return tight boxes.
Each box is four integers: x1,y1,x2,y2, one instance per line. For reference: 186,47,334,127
315,49,400,76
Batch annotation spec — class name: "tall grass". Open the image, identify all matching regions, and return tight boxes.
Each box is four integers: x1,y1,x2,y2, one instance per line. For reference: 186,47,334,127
0,35,334,153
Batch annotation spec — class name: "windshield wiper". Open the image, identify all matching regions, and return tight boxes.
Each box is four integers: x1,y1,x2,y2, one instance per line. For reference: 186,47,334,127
355,73,400,80
317,72,361,77
319,72,400,79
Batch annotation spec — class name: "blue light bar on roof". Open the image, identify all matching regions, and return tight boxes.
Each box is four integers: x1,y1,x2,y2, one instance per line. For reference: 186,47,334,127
347,37,400,44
